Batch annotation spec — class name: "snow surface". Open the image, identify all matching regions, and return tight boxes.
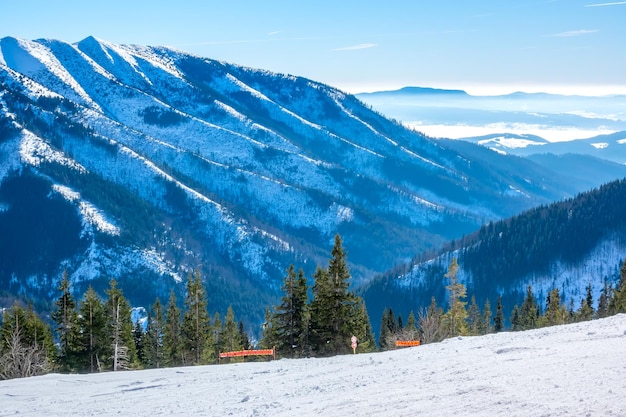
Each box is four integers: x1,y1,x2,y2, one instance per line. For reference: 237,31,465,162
2,315,625,416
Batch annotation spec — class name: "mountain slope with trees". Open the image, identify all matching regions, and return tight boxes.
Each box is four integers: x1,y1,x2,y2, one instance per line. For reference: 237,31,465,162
1,36,624,328
362,178,626,333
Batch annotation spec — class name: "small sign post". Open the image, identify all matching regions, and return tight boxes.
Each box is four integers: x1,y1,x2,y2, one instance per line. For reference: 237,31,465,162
351,335,357,354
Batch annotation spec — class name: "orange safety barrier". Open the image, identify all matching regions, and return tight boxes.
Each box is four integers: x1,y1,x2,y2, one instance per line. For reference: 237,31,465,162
219,348,276,362
395,340,421,347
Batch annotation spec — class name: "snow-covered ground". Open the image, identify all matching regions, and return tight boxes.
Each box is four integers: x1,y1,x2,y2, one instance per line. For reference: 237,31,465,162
2,314,625,416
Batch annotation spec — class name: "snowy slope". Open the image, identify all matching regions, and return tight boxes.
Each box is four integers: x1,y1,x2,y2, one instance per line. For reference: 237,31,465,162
2,314,625,416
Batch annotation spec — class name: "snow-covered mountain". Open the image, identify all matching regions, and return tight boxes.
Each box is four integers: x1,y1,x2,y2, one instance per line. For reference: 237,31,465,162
0,36,622,325
3,313,625,416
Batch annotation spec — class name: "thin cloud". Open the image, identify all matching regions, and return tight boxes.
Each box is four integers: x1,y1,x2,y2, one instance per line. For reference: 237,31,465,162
333,43,377,51
585,1,626,6
551,29,598,37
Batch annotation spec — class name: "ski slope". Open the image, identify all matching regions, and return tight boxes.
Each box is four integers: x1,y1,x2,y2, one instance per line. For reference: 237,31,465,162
2,314,625,416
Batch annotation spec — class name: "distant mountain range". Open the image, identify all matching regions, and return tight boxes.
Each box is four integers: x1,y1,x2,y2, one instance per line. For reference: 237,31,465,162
1,37,625,329
357,87,626,159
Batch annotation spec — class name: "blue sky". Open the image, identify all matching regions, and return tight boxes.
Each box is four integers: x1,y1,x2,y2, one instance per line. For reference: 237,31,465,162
1,0,625,95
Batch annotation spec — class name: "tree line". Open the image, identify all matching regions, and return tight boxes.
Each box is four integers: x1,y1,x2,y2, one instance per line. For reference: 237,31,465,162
2,234,626,380
377,257,626,348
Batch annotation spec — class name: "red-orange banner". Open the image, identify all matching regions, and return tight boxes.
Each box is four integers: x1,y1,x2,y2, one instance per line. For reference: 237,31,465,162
219,349,275,358
395,340,421,347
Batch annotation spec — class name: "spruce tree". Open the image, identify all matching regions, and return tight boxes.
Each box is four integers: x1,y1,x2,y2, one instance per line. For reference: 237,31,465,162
379,308,391,350
219,306,243,358
144,298,165,368
480,299,492,335
597,281,612,319
347,297,376,353
519,285,539,330
494,296,504,332
52,270,81,372
104,279,136,371
259,307,277,350
510,305,520,331
181,271,211,365
77,287,107,372
274,265,309,358
0,303,54,379
467,295,481,336
309,265,333,354
163,291,182,367
443,258,468,336
609,260,626,314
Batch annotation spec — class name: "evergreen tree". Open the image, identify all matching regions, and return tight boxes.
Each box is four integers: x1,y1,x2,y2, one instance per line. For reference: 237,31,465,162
77,287,107,372
347,298,377,353
238,321,250,350
133,320,145,366
597,281,612,319
480,299,492,335
144,298,165,368
541,288,567,327
609,260,626,314
467,295,481,336
379,308,391,350
51,270,81,372
104,279,136,371
259,307,277,350
274,265,309,358
510,305,521,331
219,306,243,357
163,291,183,367
443,258,468,336
494,296,504,332
211,312,222,359
0,303,54,379
577,284,594,322
181,271,212,365
309,265,333,355
519,285,539,330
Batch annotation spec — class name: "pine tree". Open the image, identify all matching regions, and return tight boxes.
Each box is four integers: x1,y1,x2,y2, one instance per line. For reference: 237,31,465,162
480,299,492,335
597,281,612,319
309,265,333,354
144,298,165,368
274,265,309,358
163,291,183,367
238,321,250,350
609,260,626,314
181,271,212,365
104,279,135,371
541,288,567,327
443,258,468,336
51,270,81,372
0,303,54,379
259,307,277,350
577,284,594,322
347,298,376,353
519,285,539,330
467,295,481,336
494,296,504,332
379,308,391,350
133,320,145,366
77,287,108,372
219,306,243,358
510,305,521,331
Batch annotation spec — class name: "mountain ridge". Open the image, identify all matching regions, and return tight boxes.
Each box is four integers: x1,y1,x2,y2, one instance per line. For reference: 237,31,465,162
1,36,623,327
